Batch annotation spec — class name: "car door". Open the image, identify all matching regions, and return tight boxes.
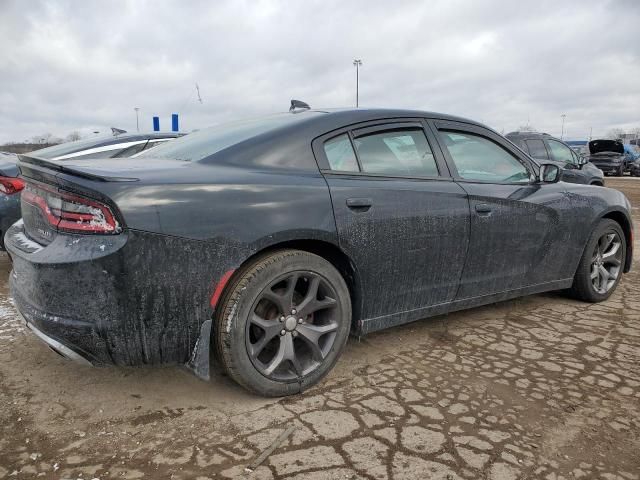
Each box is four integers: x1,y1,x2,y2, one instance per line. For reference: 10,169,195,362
430,120,573,299
546,138,585,184
313,119,470,322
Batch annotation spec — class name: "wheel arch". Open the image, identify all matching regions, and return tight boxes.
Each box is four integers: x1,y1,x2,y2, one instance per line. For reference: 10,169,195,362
219,239,363,332
602,210,633,273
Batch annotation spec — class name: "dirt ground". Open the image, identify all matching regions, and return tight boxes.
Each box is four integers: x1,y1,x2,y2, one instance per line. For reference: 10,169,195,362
1,178,639,480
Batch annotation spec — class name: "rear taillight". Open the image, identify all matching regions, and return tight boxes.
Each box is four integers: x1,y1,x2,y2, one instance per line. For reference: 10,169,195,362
0,176,25,195
22,183,120,234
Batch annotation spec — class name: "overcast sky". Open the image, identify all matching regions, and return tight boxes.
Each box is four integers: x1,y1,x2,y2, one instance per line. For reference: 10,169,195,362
1,0,639,143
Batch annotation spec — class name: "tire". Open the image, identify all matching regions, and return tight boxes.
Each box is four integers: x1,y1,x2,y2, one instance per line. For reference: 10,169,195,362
615,165,624,177
569,219,626,302
214,249,351,397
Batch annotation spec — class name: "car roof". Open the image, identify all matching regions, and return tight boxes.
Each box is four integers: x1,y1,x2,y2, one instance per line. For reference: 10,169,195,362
254,108,490,142
306,107,480,126
505,131,573,145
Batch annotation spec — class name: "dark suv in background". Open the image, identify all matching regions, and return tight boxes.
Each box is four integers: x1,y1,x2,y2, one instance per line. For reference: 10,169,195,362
586,139,630,177
506,132,604,186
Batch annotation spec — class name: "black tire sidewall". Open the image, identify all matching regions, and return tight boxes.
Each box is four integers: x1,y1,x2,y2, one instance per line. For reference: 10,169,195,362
215,250,351,396
573,219,626,302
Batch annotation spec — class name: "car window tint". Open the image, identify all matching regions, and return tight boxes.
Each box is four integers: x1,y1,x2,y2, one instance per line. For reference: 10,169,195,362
441,131,529,183
323,134,359,171
524,139,549,159
547,139,574,163
353,128,438,177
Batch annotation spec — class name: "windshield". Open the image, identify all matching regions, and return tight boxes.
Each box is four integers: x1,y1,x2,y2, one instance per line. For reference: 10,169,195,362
139,112,321,162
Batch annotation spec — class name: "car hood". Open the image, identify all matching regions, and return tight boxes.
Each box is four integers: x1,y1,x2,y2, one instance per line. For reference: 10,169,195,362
589,139,624,155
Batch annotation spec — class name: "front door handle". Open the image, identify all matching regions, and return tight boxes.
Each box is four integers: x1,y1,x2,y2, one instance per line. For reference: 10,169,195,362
475,203,492,214
346,197,373,211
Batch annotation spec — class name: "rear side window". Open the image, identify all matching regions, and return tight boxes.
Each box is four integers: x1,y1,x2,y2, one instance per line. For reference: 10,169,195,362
353,128,438,177
441,131,529,183
524,139,549,159
323,134,359,171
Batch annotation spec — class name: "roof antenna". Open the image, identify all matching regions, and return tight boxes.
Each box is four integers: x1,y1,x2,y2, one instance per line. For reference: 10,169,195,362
196,83,203,104
111,127,127,136
289,99,310,113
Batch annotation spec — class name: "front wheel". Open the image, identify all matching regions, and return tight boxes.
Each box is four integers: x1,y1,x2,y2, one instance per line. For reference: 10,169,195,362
615,165,624,177
214,249,351,396
569,219,626,302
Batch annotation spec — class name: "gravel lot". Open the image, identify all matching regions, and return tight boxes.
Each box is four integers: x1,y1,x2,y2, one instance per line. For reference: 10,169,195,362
1,178,639,480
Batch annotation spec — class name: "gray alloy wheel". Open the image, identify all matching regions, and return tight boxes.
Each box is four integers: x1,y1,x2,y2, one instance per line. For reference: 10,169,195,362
214,249,351,397
569,219,626,302
246,271,340,381
589,232,623,295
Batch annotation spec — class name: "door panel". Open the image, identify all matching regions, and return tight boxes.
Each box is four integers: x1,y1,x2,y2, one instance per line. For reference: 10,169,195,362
326,175,470,319
430,120,573,299
454,182,570,298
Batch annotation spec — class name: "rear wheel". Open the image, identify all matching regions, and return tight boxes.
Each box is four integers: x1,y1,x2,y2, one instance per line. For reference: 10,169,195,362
569,219,626,302
615,165,624,176
214,249,351,396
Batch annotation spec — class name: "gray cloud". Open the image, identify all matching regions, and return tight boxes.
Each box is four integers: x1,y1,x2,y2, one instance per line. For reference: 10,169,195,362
1,0,639,143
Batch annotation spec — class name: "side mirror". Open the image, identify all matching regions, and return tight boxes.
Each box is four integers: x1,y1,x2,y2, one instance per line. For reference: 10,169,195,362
539,164,560,183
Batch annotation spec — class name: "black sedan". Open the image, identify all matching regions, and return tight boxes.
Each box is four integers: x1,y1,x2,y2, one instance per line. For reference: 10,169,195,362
5,107,634,396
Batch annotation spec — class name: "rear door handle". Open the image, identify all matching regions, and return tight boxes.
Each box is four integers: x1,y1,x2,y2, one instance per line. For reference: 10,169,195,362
475,203,492,214
346,197,373,210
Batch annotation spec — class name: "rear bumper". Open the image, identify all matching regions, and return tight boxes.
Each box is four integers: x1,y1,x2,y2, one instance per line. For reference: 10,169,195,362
20,309,93,366
11,276,107,364
5,221,232,368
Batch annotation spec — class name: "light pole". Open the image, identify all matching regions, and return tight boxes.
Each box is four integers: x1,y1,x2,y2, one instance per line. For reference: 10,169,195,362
560,114,566,140
353,59,362,108
134,107,140,132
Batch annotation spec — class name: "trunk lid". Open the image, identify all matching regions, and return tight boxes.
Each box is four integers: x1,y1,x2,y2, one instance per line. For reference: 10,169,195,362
17,155,199,246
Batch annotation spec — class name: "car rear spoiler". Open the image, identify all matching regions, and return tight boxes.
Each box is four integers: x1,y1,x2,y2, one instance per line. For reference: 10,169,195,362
18,154,138,182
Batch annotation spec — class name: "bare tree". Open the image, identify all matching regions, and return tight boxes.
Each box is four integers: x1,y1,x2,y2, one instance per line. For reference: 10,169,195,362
607,128,625,140
66,131,82,142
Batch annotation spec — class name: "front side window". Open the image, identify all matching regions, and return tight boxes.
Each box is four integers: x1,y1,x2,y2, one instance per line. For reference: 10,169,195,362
323,134,359,171
547,139,574,163
353,128,438,177
441,130,529,183
524,139,549,160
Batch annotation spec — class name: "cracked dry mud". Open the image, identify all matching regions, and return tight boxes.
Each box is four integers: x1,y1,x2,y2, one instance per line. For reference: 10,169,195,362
1,178,639,480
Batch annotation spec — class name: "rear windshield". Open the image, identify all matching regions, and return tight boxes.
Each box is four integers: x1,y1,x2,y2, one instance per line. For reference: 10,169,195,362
139,113,321,162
